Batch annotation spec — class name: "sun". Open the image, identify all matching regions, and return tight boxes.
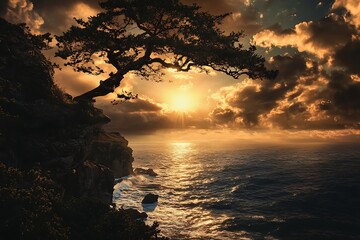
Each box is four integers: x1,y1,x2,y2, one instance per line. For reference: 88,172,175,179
171,94,195,112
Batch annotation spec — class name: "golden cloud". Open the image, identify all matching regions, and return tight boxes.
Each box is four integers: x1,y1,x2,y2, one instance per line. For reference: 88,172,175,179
332,0,360,28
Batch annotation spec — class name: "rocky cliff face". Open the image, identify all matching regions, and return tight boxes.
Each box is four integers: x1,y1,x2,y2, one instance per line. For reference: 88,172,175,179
0,18,133,204
86,131,134,178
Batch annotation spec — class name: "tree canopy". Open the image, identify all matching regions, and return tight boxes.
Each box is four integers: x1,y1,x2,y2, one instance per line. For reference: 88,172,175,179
56,0,277,101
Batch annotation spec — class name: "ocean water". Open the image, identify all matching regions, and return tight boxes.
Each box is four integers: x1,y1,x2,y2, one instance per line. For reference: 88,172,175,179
113,141,360,239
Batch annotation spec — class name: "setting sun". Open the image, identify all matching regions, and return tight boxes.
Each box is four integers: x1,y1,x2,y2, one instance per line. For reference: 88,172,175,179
171,94,195,112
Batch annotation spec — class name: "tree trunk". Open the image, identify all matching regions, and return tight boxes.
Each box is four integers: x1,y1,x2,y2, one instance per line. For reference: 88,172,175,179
74,74,124,101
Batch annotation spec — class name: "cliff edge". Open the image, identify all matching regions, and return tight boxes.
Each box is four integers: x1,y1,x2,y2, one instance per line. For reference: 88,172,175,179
0,18,133,203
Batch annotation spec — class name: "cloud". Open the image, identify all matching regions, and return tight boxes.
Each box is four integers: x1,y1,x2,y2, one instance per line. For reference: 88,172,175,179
32,0,100,9
253,14,356,57
3,0,44,33
32,0,100,33
247,2,360,130
221,7,263,35
209,54,309,128
332,0,360,27
209,51,360,130
96,95,214,134
0,0,100,34
211,107,236,126
98,98,173,134
334,40,360,74
324,70,360,123
182,0,263,35
2,0,358,133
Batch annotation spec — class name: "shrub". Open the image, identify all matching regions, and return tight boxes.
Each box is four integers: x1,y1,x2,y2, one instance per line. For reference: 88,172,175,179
0,163,69,240
0,163,166,240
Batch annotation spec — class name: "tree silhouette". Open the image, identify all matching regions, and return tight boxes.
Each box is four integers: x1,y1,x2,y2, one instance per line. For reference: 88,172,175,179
56,0,277,101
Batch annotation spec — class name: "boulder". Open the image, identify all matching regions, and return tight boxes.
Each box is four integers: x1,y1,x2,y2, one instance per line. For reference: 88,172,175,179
142,193,159,204
134,168,158,177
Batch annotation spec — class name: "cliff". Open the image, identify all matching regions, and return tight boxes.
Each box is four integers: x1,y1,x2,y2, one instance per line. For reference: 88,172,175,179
0,18,133,203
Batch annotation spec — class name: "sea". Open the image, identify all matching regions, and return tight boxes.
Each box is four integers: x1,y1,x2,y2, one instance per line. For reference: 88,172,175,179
113,140,360,239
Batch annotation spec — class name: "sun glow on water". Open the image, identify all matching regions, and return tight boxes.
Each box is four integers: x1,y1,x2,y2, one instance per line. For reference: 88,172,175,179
171,142,192,158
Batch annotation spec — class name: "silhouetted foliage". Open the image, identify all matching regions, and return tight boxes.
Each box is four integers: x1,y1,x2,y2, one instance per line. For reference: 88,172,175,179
60,198,163,240
56,0,277,101
18,23,53,51
0,163,165,240
0,163,69,240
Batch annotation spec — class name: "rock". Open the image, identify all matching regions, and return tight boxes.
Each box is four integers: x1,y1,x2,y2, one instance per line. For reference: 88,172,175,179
86,131,134,178
142,193,159,204
114,178,123,184
75,161,114,203
142,203,157,212
134,168,158,177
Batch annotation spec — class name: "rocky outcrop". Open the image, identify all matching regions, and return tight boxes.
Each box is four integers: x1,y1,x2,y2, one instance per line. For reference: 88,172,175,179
86,131,134,178
0,18,134,204
142,193,159,204
134,168,158,177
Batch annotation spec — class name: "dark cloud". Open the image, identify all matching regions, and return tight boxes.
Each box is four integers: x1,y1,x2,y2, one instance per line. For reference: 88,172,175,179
211,108,236,125
110,98,163,113
266,23,297,35
252,3,359,129
267,54,307,83
210,48,360,130
182,0,263,35
305,14,356,50
97,97,214,134
32,0,100,9
210,54,309,127
105,111,173,134
0,0,101,33
31,0,101,33
334,40,360,75
98,98,173,134
325,70,360,122
267,102,312,130
222,6,263,35
254,12,357,58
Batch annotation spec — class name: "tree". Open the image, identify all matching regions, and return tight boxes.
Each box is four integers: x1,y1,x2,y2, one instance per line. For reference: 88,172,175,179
56,0,277,101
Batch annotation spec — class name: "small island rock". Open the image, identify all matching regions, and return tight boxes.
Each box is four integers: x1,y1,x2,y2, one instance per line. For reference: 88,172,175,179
142,193,159,204
134,168,158,177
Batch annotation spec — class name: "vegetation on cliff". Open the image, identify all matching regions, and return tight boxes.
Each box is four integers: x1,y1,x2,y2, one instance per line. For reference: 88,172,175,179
0,163,163,240
0,18,164,239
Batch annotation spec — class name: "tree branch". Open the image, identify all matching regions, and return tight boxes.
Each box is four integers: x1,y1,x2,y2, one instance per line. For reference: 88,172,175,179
150,57,195,72
74,73,124,101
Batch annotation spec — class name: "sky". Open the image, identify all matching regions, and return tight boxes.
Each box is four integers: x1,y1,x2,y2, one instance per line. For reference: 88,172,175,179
1,0,360,141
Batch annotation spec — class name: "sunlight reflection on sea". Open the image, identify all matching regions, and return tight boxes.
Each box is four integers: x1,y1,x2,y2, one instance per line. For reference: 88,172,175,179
114,141,360,239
